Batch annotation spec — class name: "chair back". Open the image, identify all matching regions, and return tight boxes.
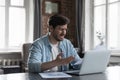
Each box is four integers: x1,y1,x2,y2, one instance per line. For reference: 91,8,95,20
22,43,32,72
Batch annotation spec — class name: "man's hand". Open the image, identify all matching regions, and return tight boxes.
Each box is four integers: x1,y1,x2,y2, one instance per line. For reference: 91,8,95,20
55,53,75,66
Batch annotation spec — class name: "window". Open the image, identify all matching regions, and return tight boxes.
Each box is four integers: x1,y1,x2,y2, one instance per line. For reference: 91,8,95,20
0,0,33,51
93,0,120,51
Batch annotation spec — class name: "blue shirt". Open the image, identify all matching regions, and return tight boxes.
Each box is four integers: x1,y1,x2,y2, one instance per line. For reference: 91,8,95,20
28,34,82,72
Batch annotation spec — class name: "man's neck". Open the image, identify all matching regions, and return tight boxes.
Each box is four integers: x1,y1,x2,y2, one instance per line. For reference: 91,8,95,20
48,35,59,45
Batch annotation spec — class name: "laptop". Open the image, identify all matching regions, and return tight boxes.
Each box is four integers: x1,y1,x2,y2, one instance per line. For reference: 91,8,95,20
65,49,111,75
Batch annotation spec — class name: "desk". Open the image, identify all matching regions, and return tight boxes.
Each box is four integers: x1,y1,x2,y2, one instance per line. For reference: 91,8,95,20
0,66,120,80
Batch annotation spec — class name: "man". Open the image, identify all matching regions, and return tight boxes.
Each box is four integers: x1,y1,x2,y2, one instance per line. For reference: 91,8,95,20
28,14,82,72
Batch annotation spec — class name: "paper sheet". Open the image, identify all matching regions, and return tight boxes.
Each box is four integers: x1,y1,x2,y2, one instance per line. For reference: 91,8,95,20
39,72,72,78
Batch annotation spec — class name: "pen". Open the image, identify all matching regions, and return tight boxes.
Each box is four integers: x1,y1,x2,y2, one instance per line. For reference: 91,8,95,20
59,48,69,71
59,48,64,71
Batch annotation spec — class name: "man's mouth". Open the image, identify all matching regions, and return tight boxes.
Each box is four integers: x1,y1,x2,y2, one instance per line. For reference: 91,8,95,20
60,35,65,39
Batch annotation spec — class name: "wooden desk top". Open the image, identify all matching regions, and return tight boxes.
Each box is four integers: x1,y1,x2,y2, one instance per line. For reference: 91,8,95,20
0,66,120,80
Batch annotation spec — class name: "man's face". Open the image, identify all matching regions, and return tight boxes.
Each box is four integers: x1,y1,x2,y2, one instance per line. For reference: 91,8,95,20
50,24,67,41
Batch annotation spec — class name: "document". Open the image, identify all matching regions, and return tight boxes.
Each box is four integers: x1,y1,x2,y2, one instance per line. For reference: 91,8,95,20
39,72,72,78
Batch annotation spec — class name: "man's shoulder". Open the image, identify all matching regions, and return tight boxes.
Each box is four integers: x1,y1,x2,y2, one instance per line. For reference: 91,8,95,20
62,38,71,43
33,35,48,44
60,38,72,45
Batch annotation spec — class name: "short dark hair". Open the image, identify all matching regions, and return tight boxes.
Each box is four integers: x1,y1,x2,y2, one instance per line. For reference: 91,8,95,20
48,14,70,28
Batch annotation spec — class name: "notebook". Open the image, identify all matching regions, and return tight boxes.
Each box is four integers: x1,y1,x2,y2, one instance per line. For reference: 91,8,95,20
65,49,111,75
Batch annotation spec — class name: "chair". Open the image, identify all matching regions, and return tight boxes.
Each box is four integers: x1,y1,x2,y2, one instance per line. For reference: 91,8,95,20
21,43,32,72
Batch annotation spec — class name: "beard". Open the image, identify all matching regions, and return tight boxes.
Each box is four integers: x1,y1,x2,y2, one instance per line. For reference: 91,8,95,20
53,34,65,41
54,36,63,41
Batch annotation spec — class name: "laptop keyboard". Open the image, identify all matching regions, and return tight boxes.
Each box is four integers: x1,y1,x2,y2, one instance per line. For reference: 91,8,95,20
64,70,80,74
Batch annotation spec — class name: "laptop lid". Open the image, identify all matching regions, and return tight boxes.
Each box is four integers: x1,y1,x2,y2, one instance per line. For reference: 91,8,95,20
65,48,111,75
79,49,111,75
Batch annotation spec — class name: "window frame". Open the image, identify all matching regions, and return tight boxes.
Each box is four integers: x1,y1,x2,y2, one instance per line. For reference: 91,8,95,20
0,0,33,51
93,0,120,54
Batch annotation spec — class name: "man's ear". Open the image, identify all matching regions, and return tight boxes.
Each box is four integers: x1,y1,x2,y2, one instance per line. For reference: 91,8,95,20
49,26,54,32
